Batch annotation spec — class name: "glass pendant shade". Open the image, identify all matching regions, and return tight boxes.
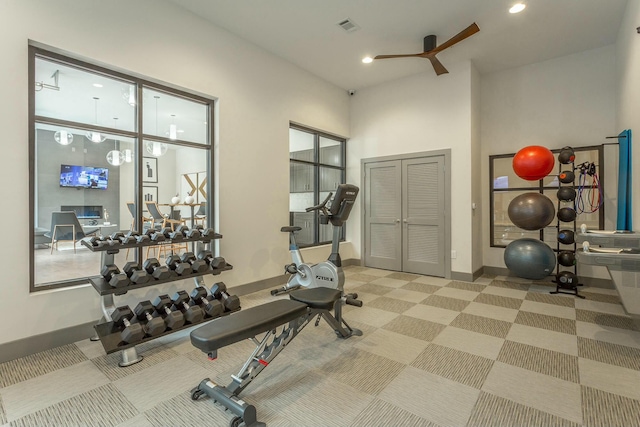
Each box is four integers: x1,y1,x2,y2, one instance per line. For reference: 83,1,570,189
123,149,132,163
54,130,73,145
169,123,177,140
123,86,136,106
86,131,107,143
145,141,168,157
106,149,125,166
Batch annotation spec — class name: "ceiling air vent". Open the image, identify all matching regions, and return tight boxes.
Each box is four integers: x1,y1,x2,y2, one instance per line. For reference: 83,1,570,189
337,18,360,33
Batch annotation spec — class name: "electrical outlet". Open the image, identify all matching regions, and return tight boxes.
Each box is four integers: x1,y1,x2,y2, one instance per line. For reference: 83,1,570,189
451,250,457,259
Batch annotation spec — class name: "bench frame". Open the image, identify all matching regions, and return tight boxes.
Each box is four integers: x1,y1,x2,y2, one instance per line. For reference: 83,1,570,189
191,292,361,427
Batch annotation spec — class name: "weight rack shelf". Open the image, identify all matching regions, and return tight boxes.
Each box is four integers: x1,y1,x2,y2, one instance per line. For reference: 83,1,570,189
89,264,233,296
80,232,223,252
94,306,241,354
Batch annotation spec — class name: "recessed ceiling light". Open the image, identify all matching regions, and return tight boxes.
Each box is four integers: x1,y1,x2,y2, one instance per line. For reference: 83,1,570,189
362,56,373,64
92,83,103,88
509,3,526,13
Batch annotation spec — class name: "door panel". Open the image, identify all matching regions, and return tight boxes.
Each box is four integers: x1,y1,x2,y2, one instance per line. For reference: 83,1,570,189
402,157,445,276
365,161,402,271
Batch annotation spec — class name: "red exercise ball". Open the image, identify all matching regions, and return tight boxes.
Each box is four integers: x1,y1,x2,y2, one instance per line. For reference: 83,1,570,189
513,145,555,181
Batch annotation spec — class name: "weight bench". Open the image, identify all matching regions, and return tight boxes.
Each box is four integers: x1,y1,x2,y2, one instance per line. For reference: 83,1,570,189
190,287,362,427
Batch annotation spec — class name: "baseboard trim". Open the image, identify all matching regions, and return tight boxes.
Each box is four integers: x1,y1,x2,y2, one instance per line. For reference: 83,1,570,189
451,271,475,282
0,321,96,364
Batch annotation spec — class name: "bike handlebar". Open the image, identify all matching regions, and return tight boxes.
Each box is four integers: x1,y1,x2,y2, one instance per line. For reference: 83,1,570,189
305,192,333,212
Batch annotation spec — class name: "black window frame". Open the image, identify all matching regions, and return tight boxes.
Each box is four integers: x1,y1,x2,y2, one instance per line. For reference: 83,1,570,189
29,44,215,292
289,123,347,248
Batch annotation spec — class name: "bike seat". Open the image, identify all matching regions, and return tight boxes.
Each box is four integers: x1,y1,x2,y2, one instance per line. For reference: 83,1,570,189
281,226,302,233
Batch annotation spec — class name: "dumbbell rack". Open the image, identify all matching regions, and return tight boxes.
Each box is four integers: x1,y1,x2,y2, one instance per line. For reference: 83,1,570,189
552,149,583,298
84,233,237,366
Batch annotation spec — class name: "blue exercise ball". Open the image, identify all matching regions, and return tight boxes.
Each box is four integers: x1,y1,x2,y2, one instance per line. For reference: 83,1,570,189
507,192,556,231
504,238,556,280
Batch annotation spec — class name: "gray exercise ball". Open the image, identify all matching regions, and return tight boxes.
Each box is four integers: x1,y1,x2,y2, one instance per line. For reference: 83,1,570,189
507,192,556,231
504,238,556,280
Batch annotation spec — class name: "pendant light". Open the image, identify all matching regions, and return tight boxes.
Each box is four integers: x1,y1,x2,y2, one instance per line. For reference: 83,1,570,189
54,130,74,145
123,85,136,107
145,95,168,157
86,97,106,143
169,114,177,140
106,118,125,166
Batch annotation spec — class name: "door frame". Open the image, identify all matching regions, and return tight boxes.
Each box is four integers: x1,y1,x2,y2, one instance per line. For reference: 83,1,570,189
361,149,451,279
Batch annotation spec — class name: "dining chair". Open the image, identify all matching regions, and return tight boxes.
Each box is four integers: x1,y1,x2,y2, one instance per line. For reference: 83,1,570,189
44,211,99,254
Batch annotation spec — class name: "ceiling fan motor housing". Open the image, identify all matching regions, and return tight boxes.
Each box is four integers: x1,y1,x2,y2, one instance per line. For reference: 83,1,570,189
424,35,437,52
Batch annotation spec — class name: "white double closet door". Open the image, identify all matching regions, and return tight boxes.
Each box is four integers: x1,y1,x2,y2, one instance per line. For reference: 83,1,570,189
364,154,448,277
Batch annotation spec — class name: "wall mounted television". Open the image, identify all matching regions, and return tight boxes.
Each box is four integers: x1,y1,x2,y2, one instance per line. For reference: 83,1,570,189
60,165,109,190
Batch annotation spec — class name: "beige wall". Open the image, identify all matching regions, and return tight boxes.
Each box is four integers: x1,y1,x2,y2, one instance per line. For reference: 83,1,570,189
0,0,349,345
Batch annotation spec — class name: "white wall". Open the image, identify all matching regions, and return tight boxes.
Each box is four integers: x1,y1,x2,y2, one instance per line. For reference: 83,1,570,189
348,61,474,275
0,0,349,345
616,0,640,230
480,45,617,277
470,64,483,273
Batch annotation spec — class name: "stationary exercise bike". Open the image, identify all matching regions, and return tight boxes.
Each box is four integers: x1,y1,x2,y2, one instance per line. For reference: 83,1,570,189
271,184,359,296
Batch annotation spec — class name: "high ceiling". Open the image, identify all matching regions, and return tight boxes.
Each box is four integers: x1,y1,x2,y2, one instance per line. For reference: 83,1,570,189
168,0,628,90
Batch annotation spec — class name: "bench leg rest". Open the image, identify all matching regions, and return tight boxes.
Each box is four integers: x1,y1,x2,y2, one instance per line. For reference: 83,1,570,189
192,378,265,427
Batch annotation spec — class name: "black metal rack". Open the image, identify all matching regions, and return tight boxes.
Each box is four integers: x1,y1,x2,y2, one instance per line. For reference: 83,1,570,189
88,232,235,365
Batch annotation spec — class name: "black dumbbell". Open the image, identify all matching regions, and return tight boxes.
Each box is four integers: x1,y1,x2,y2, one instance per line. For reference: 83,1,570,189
185,228,201,239
152,294,185,330
112,306,144,344
161,227,184,241
110,231,125,242
211,257,227,270
120,231,139,245
197,250,213,264
123,261,150,284
190,287,224,318
150,231,166,242
99,235,121,248
136,234,151,244
133,301,166,337
171,291,205,324
175,225,189,236
166,255,192,276
142,258,173,280
180,252,209,273
211,282,240,312
100,264,130,288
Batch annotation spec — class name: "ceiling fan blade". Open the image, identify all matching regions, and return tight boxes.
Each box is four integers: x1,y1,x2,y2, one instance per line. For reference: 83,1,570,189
430,22,480,54
428,55,449,75
374,53,421,60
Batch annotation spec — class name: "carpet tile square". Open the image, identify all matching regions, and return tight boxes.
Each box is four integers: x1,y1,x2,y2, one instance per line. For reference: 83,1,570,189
467,391,580,427
411,344,494,389
403,303,460,325
488,279,530,291
379,366,480,427
575,299,628,316
354,328,429,364
351,282,394,296
370,276,410,288
578,358,640,401
450,313,512,338
401,281,442,294
0,344,87,388
351,398,440,427
581,385,640,427
524,292,575,307
519,300,576,320
506,323,578,356
446,280,486,293
497,340,579,382
382,315,447,341
433,286,480,301
575,309,637,330
577,336,640,370
384,288,430,303
365,296,417,314
474,292,523,310
482,362,582,424
462,301,519,323
432,326,505,360
514,311,576,335
386,272,422,282
576,321,640,350
422,294,471,312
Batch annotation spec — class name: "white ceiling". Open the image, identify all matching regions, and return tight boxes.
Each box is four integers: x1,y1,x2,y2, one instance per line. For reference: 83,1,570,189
168,0,628,90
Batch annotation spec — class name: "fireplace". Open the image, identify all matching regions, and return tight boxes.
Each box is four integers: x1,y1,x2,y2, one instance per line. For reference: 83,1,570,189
61,205,103,219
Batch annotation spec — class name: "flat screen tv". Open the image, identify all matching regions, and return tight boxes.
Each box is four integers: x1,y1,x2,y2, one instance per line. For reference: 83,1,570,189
60,164,109,190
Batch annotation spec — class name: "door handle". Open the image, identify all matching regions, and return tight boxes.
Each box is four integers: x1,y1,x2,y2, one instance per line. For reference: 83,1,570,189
403,219,408,223
395,219,400,223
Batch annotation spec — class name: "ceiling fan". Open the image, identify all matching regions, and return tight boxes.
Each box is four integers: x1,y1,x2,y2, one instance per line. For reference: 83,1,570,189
374,22,480,76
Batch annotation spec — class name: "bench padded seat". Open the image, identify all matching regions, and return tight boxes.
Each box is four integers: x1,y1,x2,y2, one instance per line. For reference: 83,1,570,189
290,287,342,310
191,299,308,353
